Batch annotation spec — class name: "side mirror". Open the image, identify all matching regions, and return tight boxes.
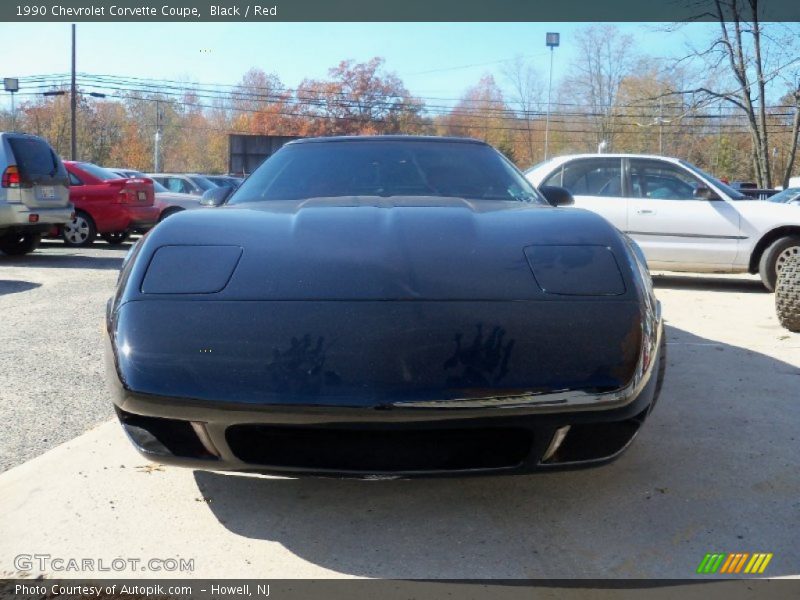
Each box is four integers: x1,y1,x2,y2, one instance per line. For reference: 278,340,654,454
693,185,720,200
539,185,575,207
200,185,234,207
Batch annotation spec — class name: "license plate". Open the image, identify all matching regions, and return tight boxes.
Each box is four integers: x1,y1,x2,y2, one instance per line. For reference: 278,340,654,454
137,191,147,201
39,186,56,200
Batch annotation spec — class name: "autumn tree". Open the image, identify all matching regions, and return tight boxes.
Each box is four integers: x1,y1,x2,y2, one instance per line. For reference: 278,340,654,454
231,68,293,135
442,74,515,160
296,57,429,136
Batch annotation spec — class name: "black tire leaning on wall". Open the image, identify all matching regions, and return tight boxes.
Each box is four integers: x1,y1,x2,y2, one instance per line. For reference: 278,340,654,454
775,255,800,333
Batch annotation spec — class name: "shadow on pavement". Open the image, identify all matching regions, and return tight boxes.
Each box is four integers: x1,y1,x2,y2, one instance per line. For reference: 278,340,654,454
0,280,42,296
0,252,124,270
653,274,767,294
193,325,800,579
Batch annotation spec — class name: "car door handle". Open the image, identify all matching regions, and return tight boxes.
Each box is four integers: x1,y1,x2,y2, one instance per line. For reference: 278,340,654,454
637,209,656,215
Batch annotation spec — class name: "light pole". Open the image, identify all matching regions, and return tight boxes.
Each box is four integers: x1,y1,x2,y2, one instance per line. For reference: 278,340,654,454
3,78,19,130
544,31,560,161
71,24,77,161
154,99,163,172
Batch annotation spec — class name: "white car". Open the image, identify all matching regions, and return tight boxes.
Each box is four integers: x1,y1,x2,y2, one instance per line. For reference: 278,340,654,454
526,154,800,290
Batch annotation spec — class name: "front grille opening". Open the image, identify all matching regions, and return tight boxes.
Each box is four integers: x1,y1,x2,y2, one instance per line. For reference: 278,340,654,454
226,425,532,472
116,408,217,460
543,409,648,464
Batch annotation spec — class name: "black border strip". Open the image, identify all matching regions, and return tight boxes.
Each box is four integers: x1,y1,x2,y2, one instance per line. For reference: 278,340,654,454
2,0,800,23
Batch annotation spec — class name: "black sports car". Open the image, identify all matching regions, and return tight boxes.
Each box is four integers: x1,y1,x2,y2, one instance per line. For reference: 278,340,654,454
106,136,665,477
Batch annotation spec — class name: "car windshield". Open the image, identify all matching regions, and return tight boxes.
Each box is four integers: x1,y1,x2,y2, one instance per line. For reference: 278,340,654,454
769,188,800,203
79,162,121,181
151,180,169,193
679,160,748,200
228,140,547,205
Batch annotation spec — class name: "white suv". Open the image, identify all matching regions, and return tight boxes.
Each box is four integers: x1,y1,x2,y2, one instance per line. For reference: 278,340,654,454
0,132,72,255
526,154,800,291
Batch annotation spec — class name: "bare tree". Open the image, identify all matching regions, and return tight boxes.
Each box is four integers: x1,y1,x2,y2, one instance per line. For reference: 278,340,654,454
668,0,800,187
560,25,638,151
502,56,544,164
781,83,800,187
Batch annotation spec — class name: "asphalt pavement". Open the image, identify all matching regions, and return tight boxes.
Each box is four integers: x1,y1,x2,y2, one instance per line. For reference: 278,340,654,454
0,239,130,472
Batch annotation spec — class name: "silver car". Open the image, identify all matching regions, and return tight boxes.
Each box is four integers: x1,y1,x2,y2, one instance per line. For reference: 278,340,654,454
107,168,202,221
0,132,72,255
147,173,217,197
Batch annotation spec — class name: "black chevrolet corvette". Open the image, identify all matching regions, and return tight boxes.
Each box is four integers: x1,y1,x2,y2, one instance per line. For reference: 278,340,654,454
106,136,665,477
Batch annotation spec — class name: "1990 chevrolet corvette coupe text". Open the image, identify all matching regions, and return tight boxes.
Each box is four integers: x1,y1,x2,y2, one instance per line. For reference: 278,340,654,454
106,136,666,477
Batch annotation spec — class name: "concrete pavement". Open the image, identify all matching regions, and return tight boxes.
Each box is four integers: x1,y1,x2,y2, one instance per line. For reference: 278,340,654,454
1,272,798,579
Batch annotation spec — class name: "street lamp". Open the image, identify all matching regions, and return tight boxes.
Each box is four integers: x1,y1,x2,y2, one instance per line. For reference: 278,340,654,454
4,78,20,129
544,32,560,161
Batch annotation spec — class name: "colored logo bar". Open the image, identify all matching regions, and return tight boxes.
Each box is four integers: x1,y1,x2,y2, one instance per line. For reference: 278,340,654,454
697,553,773,574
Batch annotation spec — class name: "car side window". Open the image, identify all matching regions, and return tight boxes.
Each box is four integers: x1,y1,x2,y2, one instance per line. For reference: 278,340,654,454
630,160,703,200
166,178,184,193
68,172,82,186
558,159,623,198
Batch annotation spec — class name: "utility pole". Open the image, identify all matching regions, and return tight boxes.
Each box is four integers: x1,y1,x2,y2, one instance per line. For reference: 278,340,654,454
70,23,77,161
544,32,560,161
154,99,162,172
3,78,19,130
658,97,664,155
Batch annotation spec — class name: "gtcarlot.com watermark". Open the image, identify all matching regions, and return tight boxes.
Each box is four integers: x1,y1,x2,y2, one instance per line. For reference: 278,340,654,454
14,553,194,573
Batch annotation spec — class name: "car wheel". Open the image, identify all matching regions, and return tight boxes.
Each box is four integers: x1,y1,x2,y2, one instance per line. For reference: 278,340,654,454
0,232,41,256
758,235,800,292
62,211,97,247
158,207,184,222
775,255,800,332
101,231,130,245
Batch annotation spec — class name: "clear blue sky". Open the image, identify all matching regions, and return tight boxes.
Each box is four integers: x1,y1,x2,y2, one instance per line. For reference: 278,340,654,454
0,21,715,108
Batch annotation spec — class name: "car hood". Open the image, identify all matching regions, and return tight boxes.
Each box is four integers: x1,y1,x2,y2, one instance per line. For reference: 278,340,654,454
122,196,637,302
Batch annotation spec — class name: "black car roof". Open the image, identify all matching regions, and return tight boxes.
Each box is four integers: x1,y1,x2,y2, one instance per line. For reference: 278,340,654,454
287,135,488,146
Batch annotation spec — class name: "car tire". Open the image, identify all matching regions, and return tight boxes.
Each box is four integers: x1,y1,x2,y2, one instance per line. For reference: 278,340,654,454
758,235,800,292
101,231,130,245
0,232,41,256
158,207,184,222
62,211,97,247
775,255,800,333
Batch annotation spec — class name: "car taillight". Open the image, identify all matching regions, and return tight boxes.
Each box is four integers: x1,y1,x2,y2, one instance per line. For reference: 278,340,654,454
2,165,20,188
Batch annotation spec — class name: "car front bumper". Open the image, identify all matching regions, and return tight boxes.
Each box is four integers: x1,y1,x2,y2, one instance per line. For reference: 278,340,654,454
106,322,665,478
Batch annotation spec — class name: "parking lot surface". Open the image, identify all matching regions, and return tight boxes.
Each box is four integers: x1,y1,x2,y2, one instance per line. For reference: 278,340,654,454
0,240,129,472
0,243,798,578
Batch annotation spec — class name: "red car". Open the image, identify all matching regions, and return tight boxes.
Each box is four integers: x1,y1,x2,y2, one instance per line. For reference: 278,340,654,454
60,161,159,246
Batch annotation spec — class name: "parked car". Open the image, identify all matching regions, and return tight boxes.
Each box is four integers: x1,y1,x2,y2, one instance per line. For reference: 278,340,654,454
62,162,158,246
107,136,665,477
526,154,800,291
768,187,800,206
0,132,72,255
204,175,244,188
106,168,202,221
106,167,145,179
147,173,217,196
730,181,777,200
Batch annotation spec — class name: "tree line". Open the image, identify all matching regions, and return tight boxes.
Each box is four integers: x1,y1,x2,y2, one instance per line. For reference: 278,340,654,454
3,17,799,186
